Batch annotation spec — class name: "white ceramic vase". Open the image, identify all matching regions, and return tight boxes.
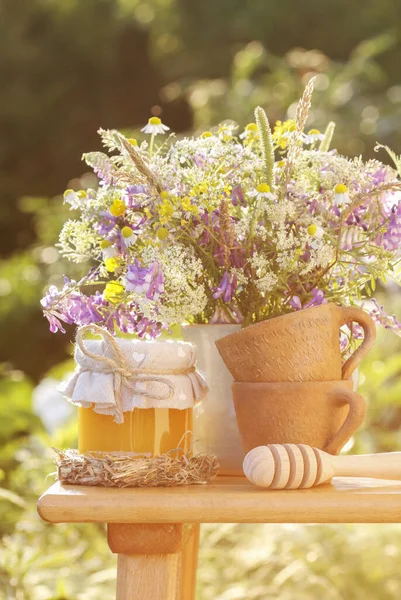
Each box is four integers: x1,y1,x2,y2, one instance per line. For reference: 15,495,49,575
182,324,245,475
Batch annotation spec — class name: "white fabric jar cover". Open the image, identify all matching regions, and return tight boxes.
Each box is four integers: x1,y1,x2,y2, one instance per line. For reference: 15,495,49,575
60,325,208,423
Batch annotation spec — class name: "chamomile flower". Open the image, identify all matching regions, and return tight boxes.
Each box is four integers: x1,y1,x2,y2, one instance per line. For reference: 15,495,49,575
121,226,137,247
217,122,236,142
307,223,325,249
141,117,170,135
63,189,87,209
249,183,274,200
307,223,324,239
239,123,259,145
334,184,350,207
302,129,324,145
100,240,117,259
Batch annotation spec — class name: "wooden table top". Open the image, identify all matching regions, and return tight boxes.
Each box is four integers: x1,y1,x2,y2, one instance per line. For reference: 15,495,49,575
38,476,401,524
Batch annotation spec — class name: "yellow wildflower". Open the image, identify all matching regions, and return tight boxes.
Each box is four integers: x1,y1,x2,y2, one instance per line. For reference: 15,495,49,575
190,183,208,196
104,281,124,304
110,199,126,217
181,196,199,215
273,119,296,150
104,257,121,272
158,198,174,224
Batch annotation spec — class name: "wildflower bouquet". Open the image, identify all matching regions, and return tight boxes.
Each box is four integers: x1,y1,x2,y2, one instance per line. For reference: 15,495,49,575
42,78,401,342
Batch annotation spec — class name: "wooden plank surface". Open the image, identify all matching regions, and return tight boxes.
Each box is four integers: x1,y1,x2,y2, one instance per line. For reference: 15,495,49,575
37,476,401,524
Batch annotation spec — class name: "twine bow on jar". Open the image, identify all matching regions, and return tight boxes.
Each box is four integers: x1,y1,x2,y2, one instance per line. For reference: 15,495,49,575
73,324,197,424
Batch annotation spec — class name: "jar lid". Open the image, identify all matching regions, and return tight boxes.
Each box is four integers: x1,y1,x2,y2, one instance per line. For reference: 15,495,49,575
60,326,208,423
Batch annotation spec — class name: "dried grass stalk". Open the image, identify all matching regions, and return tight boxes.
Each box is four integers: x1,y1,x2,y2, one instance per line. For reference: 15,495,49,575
119,136,163,194
219,198,235,267
343,180,401,219
54,449,219,488
284,77,316,186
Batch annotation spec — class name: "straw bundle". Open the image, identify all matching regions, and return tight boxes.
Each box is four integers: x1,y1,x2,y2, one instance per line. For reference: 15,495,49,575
54,449,219,487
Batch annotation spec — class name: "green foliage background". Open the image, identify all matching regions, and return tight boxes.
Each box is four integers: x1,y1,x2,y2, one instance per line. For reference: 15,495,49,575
1,0,401,597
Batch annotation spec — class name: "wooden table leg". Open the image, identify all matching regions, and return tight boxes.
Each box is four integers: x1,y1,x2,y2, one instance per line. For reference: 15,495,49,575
108,523,183,600
116,553,180,600
179,524,200,600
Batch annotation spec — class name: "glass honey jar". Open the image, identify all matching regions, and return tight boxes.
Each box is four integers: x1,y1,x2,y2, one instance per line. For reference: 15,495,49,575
61,327,207,458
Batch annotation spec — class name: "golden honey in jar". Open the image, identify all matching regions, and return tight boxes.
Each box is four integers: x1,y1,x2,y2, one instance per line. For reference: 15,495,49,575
78,406,193,456
63,334,207,457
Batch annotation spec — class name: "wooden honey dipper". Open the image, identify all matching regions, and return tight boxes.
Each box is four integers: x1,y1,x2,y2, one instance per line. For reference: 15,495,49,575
243,444,401,489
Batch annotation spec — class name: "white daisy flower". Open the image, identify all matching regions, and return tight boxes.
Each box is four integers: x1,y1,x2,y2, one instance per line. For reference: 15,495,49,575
334,183,351,207
121,226,137,247
248,183,275,200
141,117,170,135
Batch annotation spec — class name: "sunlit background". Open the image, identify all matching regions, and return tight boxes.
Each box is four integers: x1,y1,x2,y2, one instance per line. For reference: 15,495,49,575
1,1,401,598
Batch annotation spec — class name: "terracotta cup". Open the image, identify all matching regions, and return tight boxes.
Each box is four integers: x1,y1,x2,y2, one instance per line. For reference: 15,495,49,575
216,304,376,383
232,380,366,455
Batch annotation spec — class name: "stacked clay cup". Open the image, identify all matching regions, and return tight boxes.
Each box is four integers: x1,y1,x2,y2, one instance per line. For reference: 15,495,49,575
215,304,376,455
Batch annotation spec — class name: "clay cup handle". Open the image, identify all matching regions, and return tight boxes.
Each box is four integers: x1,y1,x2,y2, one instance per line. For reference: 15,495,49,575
324,388,366,454
338,306,376,380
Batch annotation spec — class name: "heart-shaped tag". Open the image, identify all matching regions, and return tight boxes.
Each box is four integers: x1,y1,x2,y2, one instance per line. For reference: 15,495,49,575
178,392,187,401
133,351,146,365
